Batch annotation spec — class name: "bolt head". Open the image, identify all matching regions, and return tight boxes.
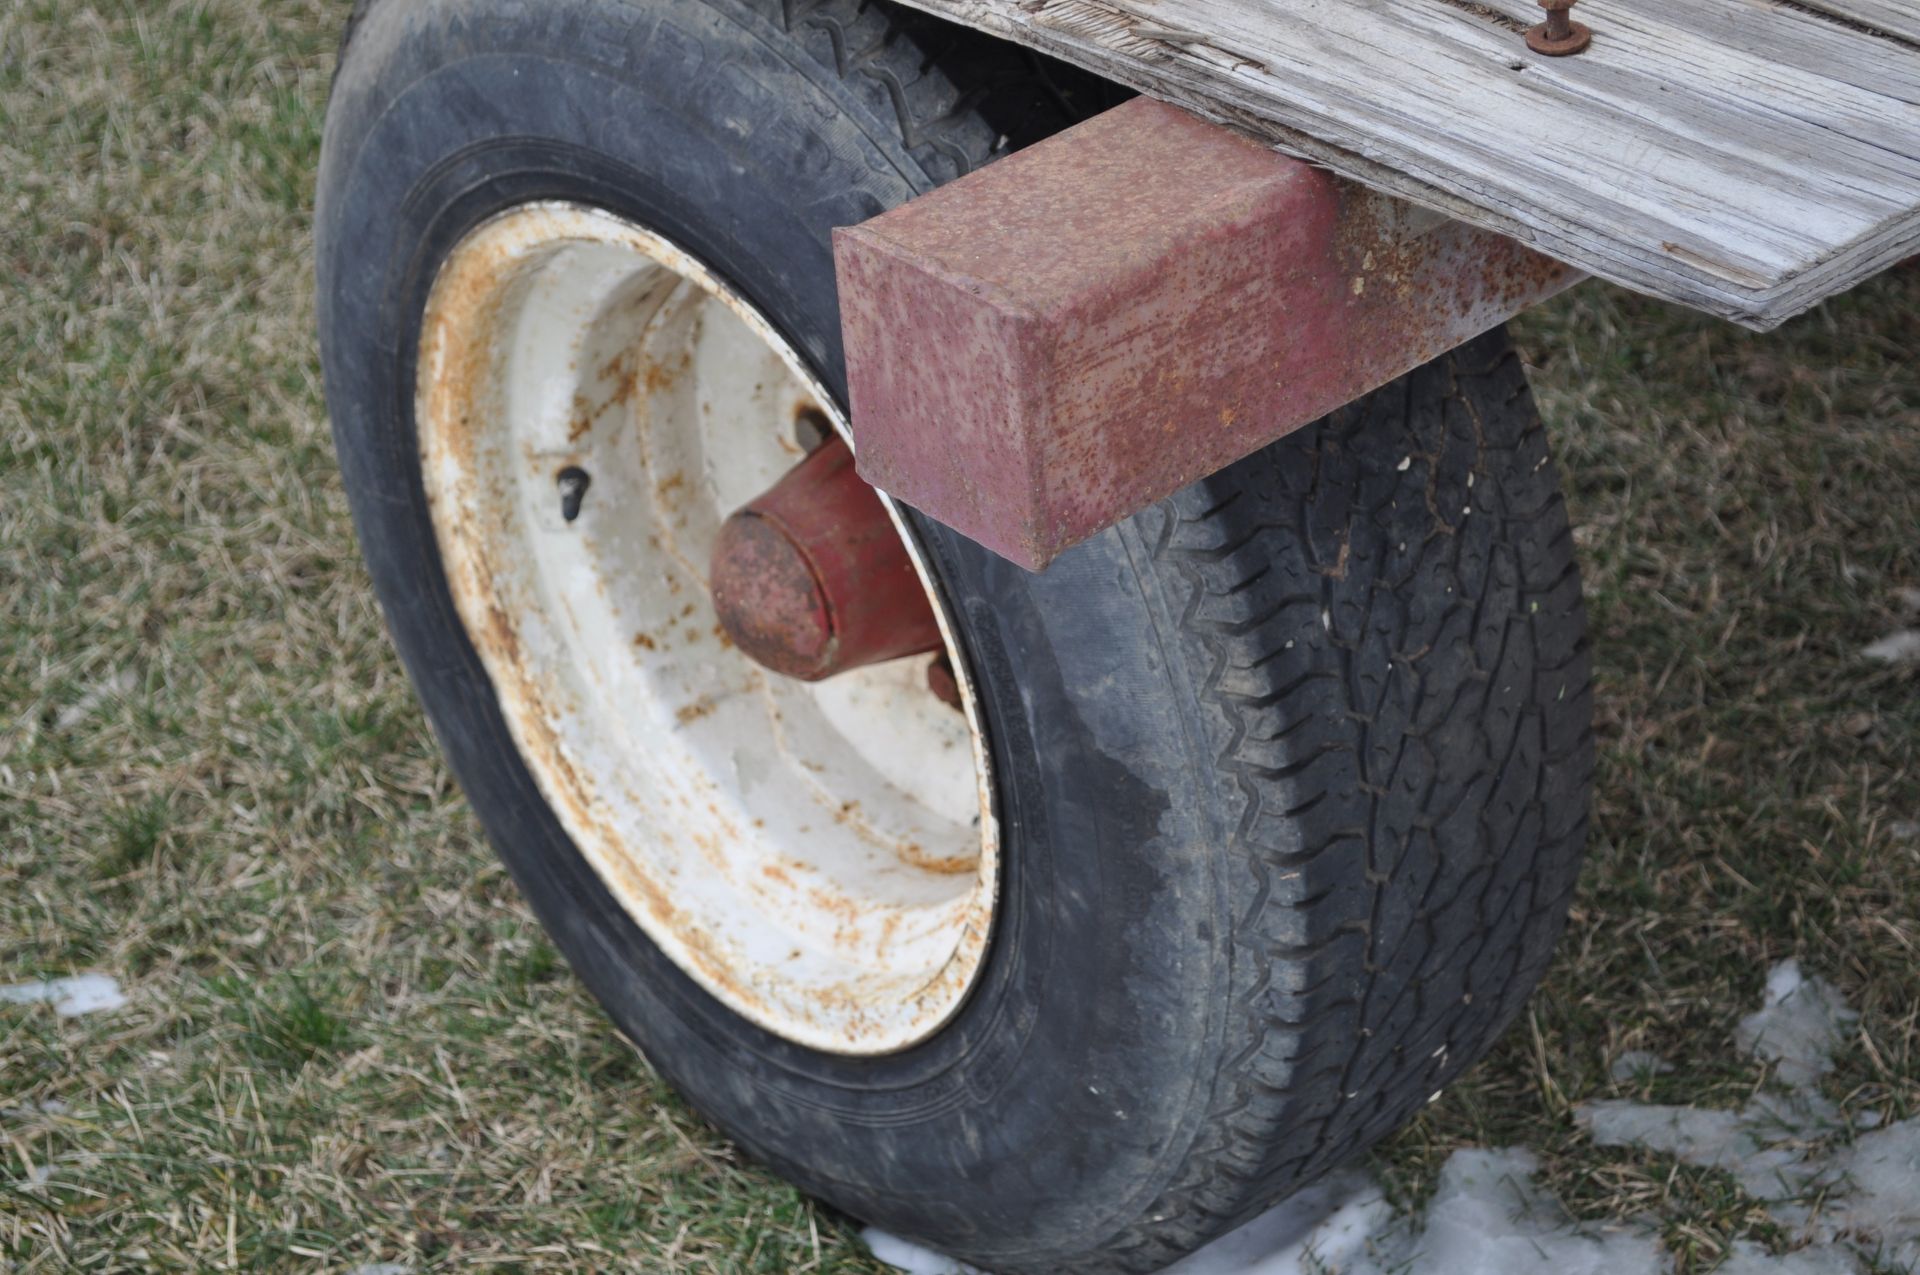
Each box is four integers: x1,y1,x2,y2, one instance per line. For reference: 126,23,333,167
1526,19,1591,54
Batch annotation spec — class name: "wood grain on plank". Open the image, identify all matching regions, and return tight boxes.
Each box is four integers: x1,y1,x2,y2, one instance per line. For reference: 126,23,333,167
889,0,1920,326
1786,0,1920,44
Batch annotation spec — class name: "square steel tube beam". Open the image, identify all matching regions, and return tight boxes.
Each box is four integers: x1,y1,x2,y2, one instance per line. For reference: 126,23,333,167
834,97,1582,571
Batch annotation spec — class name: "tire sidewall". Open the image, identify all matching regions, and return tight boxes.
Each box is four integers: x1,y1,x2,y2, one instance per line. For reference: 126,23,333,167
317,0,1234,1261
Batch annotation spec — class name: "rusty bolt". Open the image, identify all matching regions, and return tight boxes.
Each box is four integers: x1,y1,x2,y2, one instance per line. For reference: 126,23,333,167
927,655,963,712
1526,0,1591,56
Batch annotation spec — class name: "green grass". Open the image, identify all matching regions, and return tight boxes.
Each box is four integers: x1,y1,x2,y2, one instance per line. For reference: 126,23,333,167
0,1,1916,1271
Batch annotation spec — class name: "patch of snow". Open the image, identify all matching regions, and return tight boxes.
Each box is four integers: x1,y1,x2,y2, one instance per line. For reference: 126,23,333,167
1589,1098,1920,1259
1890,821,1919,845
1734,961,1858,1088
1582,1100,1760,1165
870,962,1917,1275
1404,1148,1664,1275
1165,1150,1664,1275
1579,966,1920,1271
862,1231,980,1274
1862,630,1920,664
54,668,136,729
1580,964,1864,1209
1816,1119,1920,1257
872,1152,1664,1275
1579,1093,1839,1205
0,974,128,1017
346,1265,415,1275
1609,1050,1675,1082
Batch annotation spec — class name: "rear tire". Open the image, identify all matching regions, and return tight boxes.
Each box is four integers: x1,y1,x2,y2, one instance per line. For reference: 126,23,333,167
317,1,1593,1269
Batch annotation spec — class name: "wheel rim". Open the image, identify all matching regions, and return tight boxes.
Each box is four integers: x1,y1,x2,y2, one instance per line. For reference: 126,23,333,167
416,203,998,1055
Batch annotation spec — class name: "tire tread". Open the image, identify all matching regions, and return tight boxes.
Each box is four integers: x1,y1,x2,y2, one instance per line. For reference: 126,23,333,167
1065,339,1592,1272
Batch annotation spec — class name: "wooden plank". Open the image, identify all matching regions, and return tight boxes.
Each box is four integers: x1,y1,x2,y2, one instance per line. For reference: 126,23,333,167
885,0,1920,327
1789,0,1920,44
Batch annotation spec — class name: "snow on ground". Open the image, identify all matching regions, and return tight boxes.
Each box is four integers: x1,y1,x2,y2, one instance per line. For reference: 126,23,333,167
1581,964,1920,1267
864,1229,983,1274
1162,1150,1663,1275
0,974,127,1017
1864,588,1920,664
1580,1089,1846,1208
868,1152,1664,1275
1863,631,1920,664
867,962,1920,1275
1733,961,1860,1089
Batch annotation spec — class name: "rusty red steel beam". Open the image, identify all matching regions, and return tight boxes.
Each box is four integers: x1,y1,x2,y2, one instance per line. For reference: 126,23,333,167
834,97,1583,571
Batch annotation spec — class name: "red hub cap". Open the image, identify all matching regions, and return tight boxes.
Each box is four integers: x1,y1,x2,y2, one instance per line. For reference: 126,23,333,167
710,435,944,681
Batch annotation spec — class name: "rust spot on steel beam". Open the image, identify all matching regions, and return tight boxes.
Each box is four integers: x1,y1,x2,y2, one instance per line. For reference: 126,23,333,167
834,97,1582,570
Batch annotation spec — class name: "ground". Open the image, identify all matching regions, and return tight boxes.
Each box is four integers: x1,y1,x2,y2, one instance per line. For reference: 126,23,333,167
1,1,1916,1271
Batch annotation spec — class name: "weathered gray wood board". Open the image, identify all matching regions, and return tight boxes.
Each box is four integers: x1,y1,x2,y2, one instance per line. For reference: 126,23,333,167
892,0,1920,328
1797,0,1920,43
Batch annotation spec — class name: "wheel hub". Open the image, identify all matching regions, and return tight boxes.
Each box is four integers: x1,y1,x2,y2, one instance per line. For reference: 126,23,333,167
710,435,944,681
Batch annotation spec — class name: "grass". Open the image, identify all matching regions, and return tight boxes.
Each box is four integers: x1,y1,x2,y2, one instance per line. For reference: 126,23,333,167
0,1,1915,1271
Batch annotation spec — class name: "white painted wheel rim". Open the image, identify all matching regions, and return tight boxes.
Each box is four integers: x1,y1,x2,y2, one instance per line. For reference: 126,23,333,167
416,203,998,1054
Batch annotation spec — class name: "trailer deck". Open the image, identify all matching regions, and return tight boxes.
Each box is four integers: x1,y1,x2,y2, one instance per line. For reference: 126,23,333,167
887,0,1920,327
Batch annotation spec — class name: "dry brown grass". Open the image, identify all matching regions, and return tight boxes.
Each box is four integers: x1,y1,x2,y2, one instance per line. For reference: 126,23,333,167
0,2,886,1269
0,1,1915,1271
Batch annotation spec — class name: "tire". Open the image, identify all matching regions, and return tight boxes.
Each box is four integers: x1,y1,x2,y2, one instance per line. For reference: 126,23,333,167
316,1,1594,1270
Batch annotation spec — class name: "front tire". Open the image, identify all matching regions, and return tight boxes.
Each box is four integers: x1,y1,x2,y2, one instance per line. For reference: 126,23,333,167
317,1,1593,1269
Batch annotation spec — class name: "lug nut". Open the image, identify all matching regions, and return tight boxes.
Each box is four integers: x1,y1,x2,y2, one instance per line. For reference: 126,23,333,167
1526,0,1591,56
